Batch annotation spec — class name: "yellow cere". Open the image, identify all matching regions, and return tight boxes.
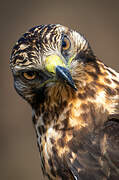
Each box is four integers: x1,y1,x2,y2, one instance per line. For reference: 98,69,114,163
45,55,66,73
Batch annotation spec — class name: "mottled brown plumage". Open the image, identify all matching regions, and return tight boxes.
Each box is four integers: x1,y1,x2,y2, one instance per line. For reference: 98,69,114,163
10,24,119,180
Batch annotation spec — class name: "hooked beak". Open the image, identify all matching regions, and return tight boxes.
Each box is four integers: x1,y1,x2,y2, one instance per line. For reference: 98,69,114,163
56,66,77,91
45,54,77,91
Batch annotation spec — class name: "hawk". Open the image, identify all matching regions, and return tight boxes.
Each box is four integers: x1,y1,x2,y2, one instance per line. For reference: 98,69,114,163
10,24,119,180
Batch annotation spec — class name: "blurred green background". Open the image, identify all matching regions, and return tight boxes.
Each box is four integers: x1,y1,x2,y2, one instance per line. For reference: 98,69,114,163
0,0,119,179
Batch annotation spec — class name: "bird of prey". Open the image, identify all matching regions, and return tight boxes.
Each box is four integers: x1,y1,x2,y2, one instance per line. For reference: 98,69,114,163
10,24,119,180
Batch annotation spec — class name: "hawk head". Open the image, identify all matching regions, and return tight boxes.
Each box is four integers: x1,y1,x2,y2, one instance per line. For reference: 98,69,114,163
10,24,95,106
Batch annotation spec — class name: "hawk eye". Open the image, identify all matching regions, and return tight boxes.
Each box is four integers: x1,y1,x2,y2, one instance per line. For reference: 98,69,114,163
62,36,71,51
23,71,36,80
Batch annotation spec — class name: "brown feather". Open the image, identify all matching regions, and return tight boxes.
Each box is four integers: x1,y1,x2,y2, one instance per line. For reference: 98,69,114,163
10,24,119,180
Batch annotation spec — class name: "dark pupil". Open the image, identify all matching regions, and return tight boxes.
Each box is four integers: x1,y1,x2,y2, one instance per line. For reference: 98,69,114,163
62,40,67,48
27,71,34,76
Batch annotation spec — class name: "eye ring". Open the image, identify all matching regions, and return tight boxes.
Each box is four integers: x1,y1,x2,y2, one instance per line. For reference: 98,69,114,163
23,71,36,80
61,35,71,51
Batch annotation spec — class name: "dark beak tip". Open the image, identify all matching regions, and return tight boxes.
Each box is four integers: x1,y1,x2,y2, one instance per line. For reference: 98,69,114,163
56,66,77,91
